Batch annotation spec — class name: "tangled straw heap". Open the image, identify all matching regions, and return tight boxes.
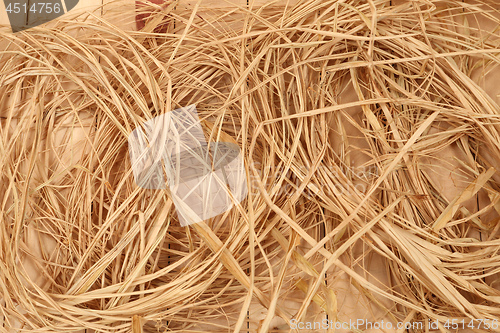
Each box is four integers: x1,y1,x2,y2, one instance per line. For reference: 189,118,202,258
1,0,500,331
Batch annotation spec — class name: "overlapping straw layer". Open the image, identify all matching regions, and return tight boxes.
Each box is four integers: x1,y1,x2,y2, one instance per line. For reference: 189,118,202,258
1,0,500,331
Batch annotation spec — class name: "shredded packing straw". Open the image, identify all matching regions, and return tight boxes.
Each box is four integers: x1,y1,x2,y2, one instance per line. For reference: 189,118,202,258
1,0,500,331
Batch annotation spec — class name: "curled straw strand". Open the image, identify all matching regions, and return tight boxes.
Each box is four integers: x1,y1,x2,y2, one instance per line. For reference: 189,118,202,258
1,0,500,331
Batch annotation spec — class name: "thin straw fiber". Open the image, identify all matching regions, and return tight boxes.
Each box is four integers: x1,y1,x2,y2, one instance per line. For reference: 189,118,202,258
1,0,500,332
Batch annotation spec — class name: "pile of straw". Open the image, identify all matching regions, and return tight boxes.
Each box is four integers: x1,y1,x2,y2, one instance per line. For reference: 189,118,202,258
1,0,500,331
